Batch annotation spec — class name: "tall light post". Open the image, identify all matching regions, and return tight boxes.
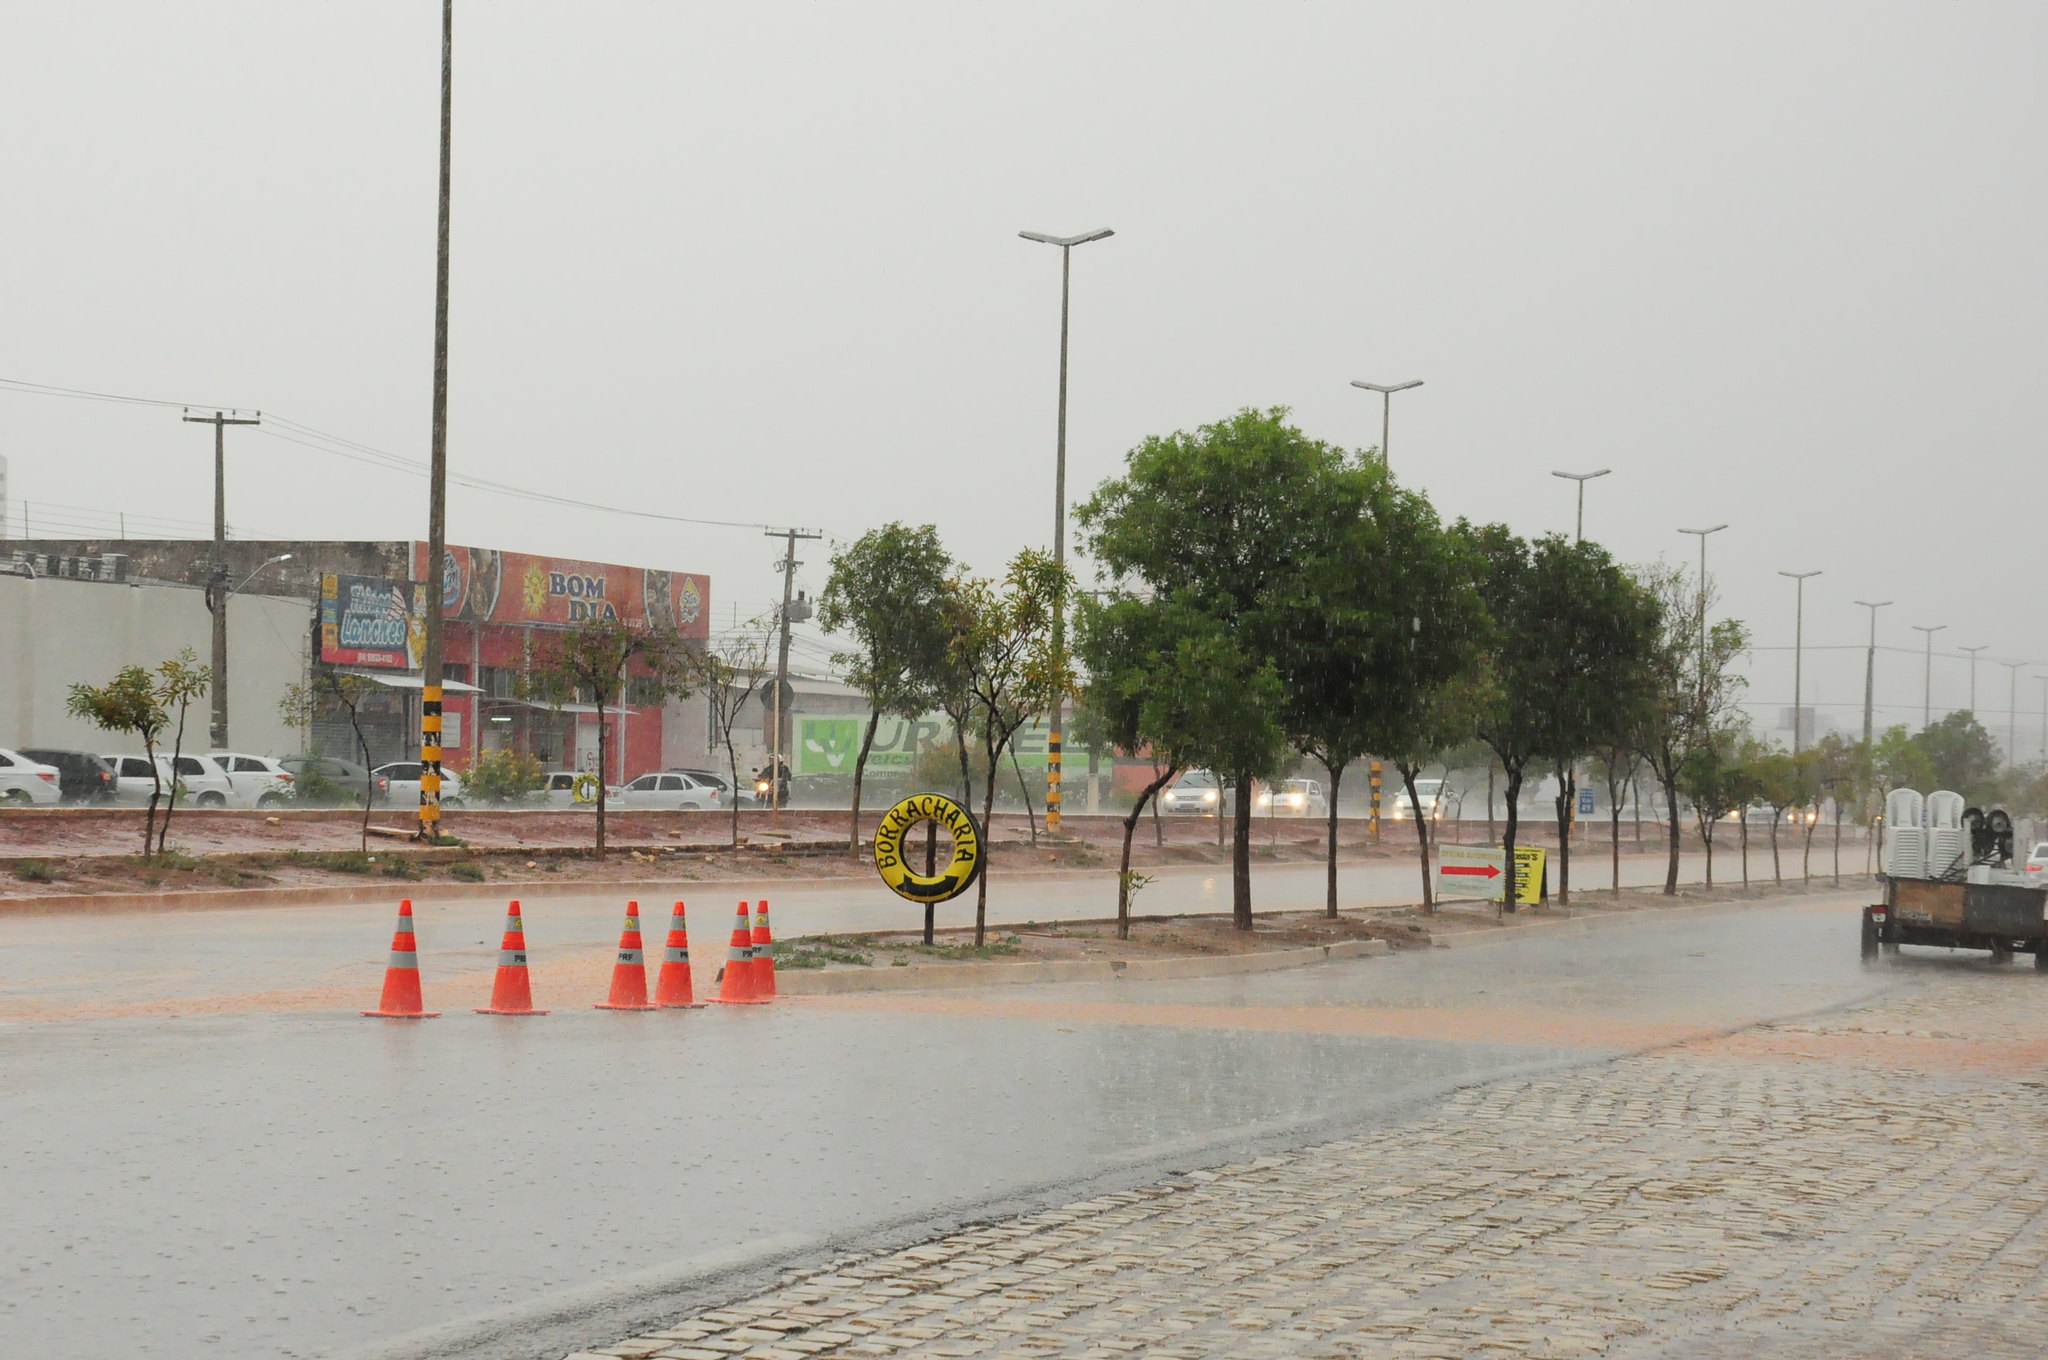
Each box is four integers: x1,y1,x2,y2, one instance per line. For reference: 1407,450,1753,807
1349,379,1424,470
417,0,455,841
1854,600,1891,746
1960,645,1988,713
1019,226,1114,834
2003,660,2025,767
1677,525,1728,688
2037,675,2048,763
1551,469,1611,542
1911,624,1946,728
1778,570,1821,754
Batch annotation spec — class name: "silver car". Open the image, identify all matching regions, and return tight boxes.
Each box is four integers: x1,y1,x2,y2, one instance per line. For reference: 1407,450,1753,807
1159,770,1226,815
373,762,466,809
616,771,721,810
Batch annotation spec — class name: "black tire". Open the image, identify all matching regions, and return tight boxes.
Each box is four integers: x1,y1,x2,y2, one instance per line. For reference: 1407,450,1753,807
2,788,32,807
443,798,465,810
1992,944,2015,965
197,792,227,808
1860,913,1880,961
2035,949,2048,973
257,793,281,809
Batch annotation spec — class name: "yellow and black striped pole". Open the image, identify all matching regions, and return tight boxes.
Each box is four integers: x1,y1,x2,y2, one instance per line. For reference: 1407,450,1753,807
1369,759,1382,845
419,686,442,833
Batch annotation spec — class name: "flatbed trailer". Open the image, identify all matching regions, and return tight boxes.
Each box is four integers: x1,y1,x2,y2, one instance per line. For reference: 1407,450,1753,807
1863,875,2048,968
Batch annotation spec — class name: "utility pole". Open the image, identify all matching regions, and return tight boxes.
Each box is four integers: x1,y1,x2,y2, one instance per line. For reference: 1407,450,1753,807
182,408,261,749
1911,624,1946,728
418,0,454,841
1854,600,1890,746
2003,660,2025,767
1778,570,1821,754
1960,645,1988,713
765,528,821,813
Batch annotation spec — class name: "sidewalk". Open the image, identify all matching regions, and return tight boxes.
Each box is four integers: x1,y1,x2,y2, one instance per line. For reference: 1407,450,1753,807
567,961,2048,1360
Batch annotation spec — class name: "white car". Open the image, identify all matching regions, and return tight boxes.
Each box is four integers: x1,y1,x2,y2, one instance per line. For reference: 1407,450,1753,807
2024,843,2048,884
1160,770,1226,815
373,762,465,809
542,770,614,808
1389,779,1447,821
1256,778,1328,817
210,752,297,808
103,753,236,808
0,748,62,806
615,771,721,811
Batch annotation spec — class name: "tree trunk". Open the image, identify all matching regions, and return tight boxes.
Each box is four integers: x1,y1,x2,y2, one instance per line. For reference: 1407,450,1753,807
725,733,742,848
593,706,609,859
1661,762,1681,895
1608,765,1624,897
1323,760,1346,918
848,709,880,854
1739,810,1749,889
1118,769,1177,941
973,730,1003,947
158,706,193,857
953,718,972,806
1802,813,1816,883
1693,810,1715,887
1486,762,1496,846
353,711,373,853
1011,745,1038,846
1151,772,1165,848
1399,763,1434,911
141,735,161,859
1833,806,1842,885
1770,813,1782,884
1231,769,1254,930
1500,762,1523,914
1553,762,1574,908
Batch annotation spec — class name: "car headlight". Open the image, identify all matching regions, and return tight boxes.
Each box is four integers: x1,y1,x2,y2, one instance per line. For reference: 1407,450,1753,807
1202,790,1217,802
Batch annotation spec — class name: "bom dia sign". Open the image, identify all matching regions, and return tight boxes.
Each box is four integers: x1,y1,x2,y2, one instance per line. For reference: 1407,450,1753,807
410,543,710,636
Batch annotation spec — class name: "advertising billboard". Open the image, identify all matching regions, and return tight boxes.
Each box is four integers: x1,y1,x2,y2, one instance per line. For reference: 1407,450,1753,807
795,714,1088,777
410,544,709,638
320,573,425,668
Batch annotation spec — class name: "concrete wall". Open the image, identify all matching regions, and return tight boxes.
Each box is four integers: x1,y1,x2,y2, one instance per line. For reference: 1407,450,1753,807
0,575,311,757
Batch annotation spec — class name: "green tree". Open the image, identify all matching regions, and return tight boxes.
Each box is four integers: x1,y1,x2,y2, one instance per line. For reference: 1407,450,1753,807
1276,468,1486,917
1677,724,1745,888
1631,562,1750,895
1388,677,1492,912
462,748,546,804
1078,591,1283,938
1748,747,1802,885
1871,723,1935,799
945,550,1074,945
819,523,959,854
67,649,211,859
1910,711,2002,802
1724,738,1770,889
279,672,379,851
523,618,695,858
699,620,774,848
1078,407,1344,929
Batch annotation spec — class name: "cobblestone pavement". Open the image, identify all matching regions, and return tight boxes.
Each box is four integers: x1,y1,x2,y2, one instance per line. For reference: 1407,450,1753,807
567,961,2048,1360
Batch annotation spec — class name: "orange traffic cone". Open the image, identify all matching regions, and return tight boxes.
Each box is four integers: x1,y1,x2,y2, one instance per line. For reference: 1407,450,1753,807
751,899,777,1001
712,899,765,1004
653,901,704,1008
594,901,659,1011
475,900,548,1015
362,899,440,1018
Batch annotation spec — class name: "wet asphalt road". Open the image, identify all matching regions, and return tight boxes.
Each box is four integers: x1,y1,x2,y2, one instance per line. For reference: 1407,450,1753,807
0,885,1880,1360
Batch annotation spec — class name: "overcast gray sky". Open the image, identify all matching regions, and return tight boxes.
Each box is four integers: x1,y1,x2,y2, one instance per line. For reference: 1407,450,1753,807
3,2,2044,743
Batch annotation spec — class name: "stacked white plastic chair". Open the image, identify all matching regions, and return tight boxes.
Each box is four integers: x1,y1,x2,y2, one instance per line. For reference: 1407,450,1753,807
1925,790,1967,879
1884,788,1926,879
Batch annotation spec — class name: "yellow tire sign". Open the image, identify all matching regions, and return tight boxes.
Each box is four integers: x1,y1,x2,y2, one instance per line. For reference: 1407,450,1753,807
874,793,984,904
571,772,602,805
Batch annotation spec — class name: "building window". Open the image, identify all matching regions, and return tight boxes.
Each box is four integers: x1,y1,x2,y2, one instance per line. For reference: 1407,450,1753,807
626,675,666,707
443,663,470,685
478,665,516,698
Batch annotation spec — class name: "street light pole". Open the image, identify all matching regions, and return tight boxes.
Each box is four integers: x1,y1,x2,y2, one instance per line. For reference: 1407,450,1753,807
1854,600,1891,747
2037,675,2048,763
1911,624,1946,729
419,0,454,841
1349,379,1424,470
182,408,261,749
1551,469,1611,543
1677,525,1728,691
1960,645,1988,713
1019,227,1113,836
2003,660,2025,767
1778,571,1821,754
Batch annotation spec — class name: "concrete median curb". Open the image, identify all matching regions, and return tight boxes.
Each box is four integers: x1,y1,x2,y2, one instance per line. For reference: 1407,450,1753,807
1423,885,1866,948
777,936,1389,995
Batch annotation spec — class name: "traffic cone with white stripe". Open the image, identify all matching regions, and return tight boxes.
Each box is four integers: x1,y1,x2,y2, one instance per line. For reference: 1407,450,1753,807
475,900,548,1015
712,899,764,1004
594,902,659,1010
653,901,704,1008
362,899,440,1018
750,899,777,1001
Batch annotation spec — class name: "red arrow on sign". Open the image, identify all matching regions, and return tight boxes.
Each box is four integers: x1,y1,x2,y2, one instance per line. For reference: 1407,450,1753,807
1441,864,1501,879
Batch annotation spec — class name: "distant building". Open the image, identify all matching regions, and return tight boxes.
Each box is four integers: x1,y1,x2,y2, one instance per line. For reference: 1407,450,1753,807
4,538,712,777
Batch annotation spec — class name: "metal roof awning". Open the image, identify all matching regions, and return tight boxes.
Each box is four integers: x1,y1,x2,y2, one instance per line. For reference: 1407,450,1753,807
352,672,483,693
476,696,608,715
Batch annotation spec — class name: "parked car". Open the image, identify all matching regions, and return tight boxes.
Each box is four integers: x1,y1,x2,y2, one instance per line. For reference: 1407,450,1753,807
210,752,297,808
542,769,612,808
102,753,236,807
278,755,378,807
616,770,721,810
18,748,117,804
2023,843,2048,883
373,762,465,809
1160,769,1225,815
669,768,737,805
0,748,63,806
1257,778,1328,817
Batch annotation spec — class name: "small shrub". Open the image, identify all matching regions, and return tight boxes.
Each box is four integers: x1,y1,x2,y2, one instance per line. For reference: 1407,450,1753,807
312,850,376,875
381,857,423,880
463,749,545,804
13,859,58,883
777,940,874,969
448,861,486,882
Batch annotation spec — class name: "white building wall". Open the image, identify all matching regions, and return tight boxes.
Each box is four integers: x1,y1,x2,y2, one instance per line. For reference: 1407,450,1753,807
0,575,311,757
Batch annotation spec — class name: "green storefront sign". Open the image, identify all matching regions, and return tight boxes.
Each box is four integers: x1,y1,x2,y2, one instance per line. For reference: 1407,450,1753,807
796,714,1088,776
